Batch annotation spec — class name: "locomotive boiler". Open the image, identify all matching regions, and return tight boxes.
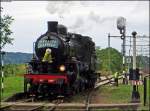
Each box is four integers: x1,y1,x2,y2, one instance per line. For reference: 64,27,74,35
24,21,98,97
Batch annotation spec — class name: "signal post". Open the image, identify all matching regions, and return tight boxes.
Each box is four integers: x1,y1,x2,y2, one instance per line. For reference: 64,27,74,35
131,31,140,102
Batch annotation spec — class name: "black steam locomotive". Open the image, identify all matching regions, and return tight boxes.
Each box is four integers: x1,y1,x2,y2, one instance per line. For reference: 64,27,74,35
24,21,98,97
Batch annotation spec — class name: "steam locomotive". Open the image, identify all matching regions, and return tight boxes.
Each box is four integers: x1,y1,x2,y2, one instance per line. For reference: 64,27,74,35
24,21,98,97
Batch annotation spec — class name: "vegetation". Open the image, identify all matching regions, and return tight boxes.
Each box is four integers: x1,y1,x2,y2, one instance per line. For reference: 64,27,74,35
98,80,149,110
1,64,26,100
3,64,26,77
136,55,149,72
96,47,149,75
96,47,123,75
2,76,24,100
0,7,14,49
126,55,149,71
0,8,15,100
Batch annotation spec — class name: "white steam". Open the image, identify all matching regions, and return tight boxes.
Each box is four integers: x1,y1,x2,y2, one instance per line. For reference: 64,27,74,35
46,1,116,33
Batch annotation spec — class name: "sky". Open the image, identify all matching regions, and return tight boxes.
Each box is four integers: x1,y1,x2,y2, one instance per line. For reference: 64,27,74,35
1,1,149,54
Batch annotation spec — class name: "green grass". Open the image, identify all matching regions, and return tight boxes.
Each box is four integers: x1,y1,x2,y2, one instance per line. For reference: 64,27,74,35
98,79,149,110
1,76,24,100
138,78,150,110
1,64,26,100
99,85,132,103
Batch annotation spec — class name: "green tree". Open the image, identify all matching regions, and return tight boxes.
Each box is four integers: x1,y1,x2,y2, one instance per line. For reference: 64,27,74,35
96,47,123,75
0,7,14,49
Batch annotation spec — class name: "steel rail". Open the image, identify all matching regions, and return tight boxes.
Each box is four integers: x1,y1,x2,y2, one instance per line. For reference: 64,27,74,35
1,102,141,111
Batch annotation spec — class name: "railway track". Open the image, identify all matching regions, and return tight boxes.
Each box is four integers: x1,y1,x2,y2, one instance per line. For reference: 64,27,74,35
0,102,44,111
1,101,141,111
84,75,118,111
1,98,64,111
48,98,64,111
1,75,141,111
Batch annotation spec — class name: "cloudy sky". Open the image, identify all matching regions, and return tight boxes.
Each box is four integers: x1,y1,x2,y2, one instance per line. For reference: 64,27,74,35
1,1,149,54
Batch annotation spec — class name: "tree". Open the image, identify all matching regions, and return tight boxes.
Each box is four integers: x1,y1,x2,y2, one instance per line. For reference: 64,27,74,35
0,7,14,50
96,47,123,75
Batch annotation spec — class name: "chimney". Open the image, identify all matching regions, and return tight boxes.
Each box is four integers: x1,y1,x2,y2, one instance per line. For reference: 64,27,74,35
47,21,58,33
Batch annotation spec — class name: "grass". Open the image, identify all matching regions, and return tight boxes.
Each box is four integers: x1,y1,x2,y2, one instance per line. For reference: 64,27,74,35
138,78,150,110
1,76,24,100
1,64,26,100
98,85,132,103
98,79,150,110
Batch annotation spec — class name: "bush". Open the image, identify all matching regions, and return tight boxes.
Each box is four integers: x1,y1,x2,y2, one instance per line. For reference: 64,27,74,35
3,64,26,77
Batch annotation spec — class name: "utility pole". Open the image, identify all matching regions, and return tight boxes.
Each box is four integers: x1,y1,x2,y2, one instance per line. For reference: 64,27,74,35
108,33,110,48
108,33,111,72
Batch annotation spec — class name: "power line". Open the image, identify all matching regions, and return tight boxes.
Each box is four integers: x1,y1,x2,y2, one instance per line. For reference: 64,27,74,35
125,44,150,46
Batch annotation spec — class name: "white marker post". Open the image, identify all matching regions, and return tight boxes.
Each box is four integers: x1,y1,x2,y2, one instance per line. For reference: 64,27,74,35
0,51,5,99
1,56,4,93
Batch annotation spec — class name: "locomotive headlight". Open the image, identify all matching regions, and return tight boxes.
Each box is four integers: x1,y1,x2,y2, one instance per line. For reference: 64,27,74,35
59,65,65,72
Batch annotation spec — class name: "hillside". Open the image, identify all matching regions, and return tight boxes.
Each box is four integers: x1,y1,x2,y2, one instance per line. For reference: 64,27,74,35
3,52,32,64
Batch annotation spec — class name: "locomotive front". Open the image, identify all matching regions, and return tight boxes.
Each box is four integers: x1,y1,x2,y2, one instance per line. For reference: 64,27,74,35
35,22,65,63
24,22,69,96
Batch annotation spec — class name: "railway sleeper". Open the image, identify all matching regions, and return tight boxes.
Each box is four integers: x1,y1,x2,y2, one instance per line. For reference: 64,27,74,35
2,105,44,111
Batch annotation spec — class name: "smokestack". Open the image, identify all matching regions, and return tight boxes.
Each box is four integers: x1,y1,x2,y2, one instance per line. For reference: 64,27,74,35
47,21,58,33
